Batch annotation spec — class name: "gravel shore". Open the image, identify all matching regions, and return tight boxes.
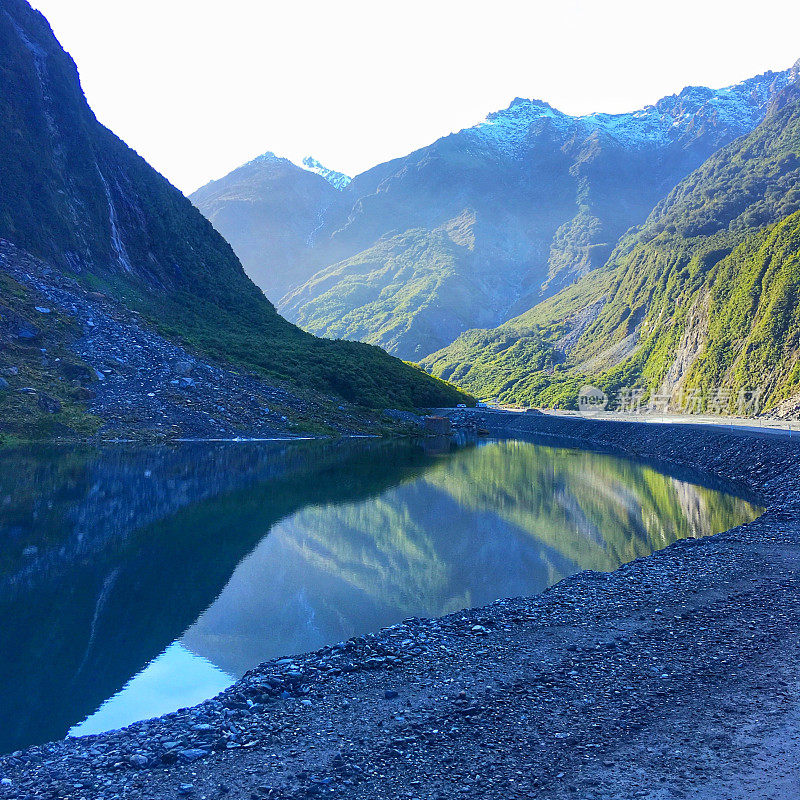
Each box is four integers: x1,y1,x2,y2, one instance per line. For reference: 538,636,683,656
2,413,799,800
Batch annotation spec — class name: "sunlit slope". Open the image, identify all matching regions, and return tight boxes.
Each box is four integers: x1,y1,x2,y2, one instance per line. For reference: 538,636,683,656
194,69,795,359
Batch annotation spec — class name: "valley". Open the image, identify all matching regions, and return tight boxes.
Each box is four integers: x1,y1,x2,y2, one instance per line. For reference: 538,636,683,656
2,1,800,798
192,65,797,365
190,55,800,420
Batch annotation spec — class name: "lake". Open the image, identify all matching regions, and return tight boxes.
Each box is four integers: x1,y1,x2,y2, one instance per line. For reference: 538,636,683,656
0,437,762,753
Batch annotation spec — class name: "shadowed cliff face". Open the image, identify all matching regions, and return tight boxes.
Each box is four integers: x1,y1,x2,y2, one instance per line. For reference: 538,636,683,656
0,0,468,437
0,438,761,753
0,0,258,297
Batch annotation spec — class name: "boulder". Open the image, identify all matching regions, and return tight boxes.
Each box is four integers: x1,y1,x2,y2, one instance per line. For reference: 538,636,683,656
15,323,40,341
423,416,452,435
173,360,194,377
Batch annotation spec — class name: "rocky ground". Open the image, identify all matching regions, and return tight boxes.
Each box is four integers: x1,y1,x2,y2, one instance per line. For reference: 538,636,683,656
2,414,800,800
774,391,800,420
0,242,388,440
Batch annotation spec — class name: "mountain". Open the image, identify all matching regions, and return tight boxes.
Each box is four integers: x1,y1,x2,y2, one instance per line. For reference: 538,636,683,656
0,0,467,440
422,71,800,416
192,67,794,359
190,153,349,300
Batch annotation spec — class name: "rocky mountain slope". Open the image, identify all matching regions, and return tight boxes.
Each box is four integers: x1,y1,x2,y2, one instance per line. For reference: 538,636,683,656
192,66,794,359
423,74,800,415
301,156,352,190
0,0,467,440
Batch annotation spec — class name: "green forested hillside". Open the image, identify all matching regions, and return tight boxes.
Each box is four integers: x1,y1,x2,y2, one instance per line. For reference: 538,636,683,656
281,213,518,360
422,87,800,414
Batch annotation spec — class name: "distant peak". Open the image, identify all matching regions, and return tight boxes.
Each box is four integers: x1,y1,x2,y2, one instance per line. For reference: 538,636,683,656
508,96,552,109
301,156,352,190
466,96,569,153
241,151,294,170
496,96,560,116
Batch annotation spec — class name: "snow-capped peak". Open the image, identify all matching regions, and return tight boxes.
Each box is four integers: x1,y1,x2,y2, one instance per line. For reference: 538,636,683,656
467,67,793,154
238,151,352,189
249,151,286,165
301,156,352,190
469,98,571,153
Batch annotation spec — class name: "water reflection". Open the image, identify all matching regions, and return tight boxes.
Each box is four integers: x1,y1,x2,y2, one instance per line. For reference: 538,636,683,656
0,438,761,752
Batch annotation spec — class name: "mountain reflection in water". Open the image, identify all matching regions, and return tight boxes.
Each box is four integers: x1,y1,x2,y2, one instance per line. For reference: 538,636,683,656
0,438,762,752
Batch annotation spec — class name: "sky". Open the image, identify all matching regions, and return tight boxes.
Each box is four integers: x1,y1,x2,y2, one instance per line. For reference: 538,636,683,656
32,0,800,195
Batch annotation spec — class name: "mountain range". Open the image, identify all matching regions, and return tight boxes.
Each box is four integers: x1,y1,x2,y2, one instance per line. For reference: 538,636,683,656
0,0,466,441
423,70,800,415
4,0,798,434
192,66,796,360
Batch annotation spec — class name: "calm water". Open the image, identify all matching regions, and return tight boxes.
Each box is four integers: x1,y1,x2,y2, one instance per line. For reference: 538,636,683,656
0,437,762,753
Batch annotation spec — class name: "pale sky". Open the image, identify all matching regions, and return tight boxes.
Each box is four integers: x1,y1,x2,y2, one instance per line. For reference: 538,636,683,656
32,0,800,195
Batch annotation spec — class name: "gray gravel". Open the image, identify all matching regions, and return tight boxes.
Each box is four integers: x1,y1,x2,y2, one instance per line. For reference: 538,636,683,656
2,413,800,799
0,241,373,440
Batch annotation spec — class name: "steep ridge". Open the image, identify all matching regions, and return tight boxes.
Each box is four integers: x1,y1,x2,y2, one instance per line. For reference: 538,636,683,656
0,0,467,439
301,156,352,190
192,67,793,359
423,74,800,414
